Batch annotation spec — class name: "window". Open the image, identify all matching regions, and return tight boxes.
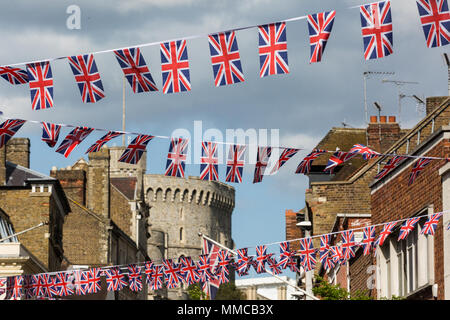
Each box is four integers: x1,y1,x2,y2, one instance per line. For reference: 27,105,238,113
377,215,434,298
179,227,184,242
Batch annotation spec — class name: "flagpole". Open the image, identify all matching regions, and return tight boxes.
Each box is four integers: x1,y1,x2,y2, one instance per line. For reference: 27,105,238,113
198,232,320,300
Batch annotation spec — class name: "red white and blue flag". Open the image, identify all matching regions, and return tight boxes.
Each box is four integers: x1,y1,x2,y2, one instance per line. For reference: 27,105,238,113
267,256,283,275
200,141,219,181
78,268,102,295
144,260,154,285
6,275,23,300
128,264,143,292
160,40,191,94
114,47,158,93
118,134,154,164
162,259,183,289
270,148,299,174
253,146,272,183
201,238,221,300
236,248,253,276
179,256,201,285
319,234,331,264
295,149,326,174
307,11,336,63
105,267,128,292
408,157,433,185
0,119,26,149
361,226,376,256
279,241,297,272
421,212,443,235
67,54,105,103
150,264,165,291
255,245,271,274
360,0,394,60
258,22,289,77
341,230,357,262
329,245,344,266
0,66,28,85
165,137,189,177
26,61,54,110
324,151,355,173
298,237,316,271
54,272,74,297
86,131,123,154
348,143,380,160
38,274,58,298
398,217,421,240
197,254,216,283
375,222,397,247
215,250,231,284
55,126,94,158
416,0,450,48
41,122,61,148
225,144,246,183
208,31,245,86
375,155,407,180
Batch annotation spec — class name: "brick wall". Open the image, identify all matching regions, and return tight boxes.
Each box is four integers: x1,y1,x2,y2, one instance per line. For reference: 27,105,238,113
110,186,133,240
0,145,5,185
285,209,302,251
371,139,448,299
6,138,30,168
52,169,86,205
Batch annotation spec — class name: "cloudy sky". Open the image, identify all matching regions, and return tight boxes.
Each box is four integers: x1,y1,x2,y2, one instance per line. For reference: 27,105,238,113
0,0,449,274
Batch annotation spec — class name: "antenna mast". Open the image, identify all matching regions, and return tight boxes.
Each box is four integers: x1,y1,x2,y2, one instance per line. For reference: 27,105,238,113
381,79,419,125
363,71,395,124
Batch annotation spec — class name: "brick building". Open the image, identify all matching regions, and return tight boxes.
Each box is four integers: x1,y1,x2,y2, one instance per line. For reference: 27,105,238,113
286,96,450,300
0,138,70,279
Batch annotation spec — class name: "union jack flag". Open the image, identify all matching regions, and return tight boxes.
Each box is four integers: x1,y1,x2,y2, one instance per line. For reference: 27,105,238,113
6,275,23,300
41,122,61,148
398,217,421,240
279,241,297,271
200,141,219,181
150,264,165,291
341,230,357,262
0,66,28,85
74,268,101,295
105,267,128,291
361,226,376,256
258,22,289,77
55,126,94,158
421,212,443,235
144,260,154,285
165,137,189,177
201,238,221,300
162,259,183,289
298,238,316,271
319,234,331,264
416,0,450,48
270,148,299,174
86,131,123,153
0,119,26,149
0,277,6,297
22,275,34,299
329,245,344,265
375,155,407,180
160,40,191,94
236,248,253,276
54,272,74,297
38,274,59,298
114,47,158,93
118,134,154,164
307,11,336,63
68,54,105,103
322,253,336,271
267,256,283,275
408,157,433,185
179,256,200,285
375,222,397,247
255,245,271,274
348,143,380,160
128,264,143,292
253,146,272,183
208,31,244,86
26,61,54,110
360,0,394,60
215,250,231,284
324,151,355,173
197,254,216,283
295,149,327,174
225,144,246,183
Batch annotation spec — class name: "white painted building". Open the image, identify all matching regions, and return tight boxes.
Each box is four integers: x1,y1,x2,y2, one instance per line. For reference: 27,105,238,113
235,276,299,300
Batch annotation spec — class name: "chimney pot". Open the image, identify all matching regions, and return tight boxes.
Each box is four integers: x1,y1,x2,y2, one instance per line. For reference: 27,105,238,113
379,116,387,123
388,116,396,123
370,116,378,123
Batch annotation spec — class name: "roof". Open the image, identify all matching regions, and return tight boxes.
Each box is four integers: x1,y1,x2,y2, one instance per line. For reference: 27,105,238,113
5,161,55,187
110,177,137,200
310,127,368,180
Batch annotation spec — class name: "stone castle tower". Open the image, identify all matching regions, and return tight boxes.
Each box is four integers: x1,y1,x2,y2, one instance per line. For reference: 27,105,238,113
108,146,235,299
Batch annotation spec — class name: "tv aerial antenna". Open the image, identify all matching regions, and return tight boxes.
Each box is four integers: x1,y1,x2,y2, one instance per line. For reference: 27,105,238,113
381,79,419,125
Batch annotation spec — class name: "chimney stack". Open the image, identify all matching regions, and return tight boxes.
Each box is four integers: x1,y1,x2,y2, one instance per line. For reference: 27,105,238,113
367,115,401,153
6,138,30,168
87,147,110,219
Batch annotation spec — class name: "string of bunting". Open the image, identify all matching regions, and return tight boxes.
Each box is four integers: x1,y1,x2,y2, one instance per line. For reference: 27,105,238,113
0,209,448,300
0,116,448,185
0,0,448,110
